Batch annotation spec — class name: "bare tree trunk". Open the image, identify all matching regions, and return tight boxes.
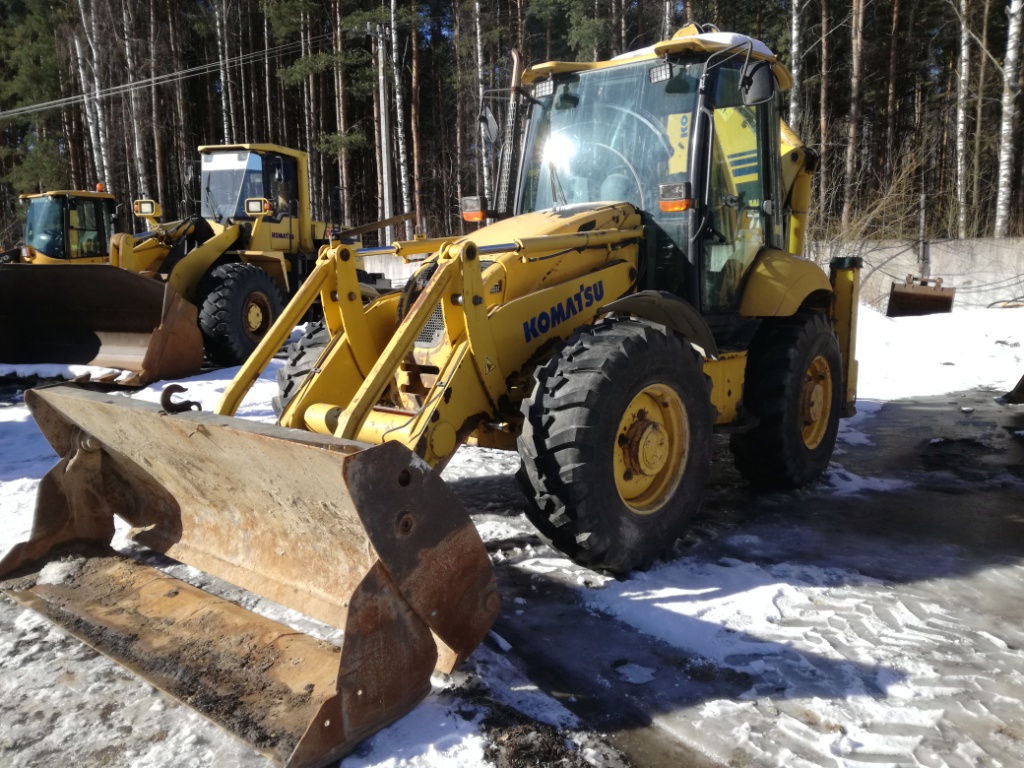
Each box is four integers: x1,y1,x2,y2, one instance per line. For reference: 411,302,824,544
121,0,148,201
373,35,384,231
455,0,465,234
841,0,864,230
994,0,1023,236
663,1,672,38
332,0,352,227
74,0,112,188
265,15,274,143
412,20,423,233
971,0,993,231
149,0,166,207
956,0,971,238
884,0,900,178
238,15,250,142
214,0,233,143
169,14,190,213
788,0,803,130
819,0,830,219
302,14,318,217
391,0,413,238
474,0,491,198
620,0,627,52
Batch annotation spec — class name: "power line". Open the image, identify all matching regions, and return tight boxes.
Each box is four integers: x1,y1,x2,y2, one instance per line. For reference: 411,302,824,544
0,33,335,122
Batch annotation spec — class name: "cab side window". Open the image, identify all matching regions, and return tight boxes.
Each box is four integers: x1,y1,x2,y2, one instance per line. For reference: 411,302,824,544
68,200,108,259
701,62,774,312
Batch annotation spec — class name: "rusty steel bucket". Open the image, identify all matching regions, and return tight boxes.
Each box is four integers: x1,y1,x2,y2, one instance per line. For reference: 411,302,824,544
0,386,499,767
0,264,204,382
885,274,956,318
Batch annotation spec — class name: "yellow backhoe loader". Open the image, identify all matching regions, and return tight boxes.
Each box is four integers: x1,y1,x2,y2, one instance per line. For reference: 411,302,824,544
0,144,392,382
1,25,861,767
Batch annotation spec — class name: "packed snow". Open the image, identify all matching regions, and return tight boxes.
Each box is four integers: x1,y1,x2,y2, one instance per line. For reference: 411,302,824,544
1,304,1021,768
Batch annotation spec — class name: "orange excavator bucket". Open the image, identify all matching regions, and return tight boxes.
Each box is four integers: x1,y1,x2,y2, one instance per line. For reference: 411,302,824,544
0,264,204,382
885,274,956,318
0,386,499,767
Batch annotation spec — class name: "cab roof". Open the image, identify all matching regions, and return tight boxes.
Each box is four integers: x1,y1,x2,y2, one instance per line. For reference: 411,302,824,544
522,24,793,90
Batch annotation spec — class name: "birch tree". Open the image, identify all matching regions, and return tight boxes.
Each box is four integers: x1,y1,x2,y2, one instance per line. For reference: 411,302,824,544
473,0,491,200
819,0,830,217
972,0,993,225
994,0,1022,237
788,0,804,131
956,0,971,238
391,0,413,238
841,0,865,230
120,0,147,201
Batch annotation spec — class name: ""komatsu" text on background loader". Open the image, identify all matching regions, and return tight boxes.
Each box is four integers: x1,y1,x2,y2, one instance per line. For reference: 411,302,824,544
0,144,393,383
0,24,860,767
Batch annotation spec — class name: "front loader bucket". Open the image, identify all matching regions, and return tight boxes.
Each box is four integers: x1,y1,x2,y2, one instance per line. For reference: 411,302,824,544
0,386,498,767
0,264,203,382
886,274,956,318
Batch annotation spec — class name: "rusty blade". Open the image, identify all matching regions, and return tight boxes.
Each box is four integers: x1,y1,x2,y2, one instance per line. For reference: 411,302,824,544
1,386,499,766
0,264,203,382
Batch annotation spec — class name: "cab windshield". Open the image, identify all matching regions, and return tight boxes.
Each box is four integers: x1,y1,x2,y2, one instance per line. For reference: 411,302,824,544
24,197,66,257
518,58,701,219
200,151,265,221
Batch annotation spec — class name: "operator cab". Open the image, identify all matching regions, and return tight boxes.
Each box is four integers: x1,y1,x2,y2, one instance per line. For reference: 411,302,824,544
199,149,299,223
514,26,789,343
21,193,115,262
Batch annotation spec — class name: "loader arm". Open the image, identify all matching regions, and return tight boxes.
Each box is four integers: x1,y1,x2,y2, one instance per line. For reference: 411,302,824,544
221,205,643,469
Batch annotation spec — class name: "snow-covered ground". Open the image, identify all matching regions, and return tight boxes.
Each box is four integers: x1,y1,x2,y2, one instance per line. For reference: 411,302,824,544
1,305,1022,768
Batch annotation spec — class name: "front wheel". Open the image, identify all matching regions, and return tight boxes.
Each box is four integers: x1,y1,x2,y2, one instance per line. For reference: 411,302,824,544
729,312,842,488
198,262,284,366
517,318,714,573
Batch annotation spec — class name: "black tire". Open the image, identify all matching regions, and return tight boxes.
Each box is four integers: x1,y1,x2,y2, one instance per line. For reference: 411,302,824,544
198,262,284,366
516,318,715,574
729,312,842,488
272,320,329,418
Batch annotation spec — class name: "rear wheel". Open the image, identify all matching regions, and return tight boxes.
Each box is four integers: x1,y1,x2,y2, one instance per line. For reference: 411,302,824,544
729,312,842,488
517,318,714,573
198,262,284,366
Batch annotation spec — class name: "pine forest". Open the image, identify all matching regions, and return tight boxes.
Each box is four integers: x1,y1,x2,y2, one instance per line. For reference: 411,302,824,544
1,0,1023,245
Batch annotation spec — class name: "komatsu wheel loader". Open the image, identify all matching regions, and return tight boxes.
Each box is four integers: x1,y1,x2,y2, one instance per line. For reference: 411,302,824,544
0,144,391,382
1,25,860,767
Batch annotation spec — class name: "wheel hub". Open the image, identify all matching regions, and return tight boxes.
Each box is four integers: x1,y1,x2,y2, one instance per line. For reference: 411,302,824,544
613,385,689,515
800,355,833,450
246,302,265,333
624,420,669,477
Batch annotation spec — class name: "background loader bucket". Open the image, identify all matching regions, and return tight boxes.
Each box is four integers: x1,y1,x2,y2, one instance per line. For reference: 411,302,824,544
0,386,498,767
886,274,956,318
0,264,203,382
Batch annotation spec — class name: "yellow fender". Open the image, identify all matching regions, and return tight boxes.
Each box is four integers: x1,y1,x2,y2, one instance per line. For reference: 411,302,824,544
740,250,832,317
166,223,241,302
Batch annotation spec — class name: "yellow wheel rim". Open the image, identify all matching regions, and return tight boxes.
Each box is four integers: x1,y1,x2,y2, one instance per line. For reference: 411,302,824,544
613,384,689,515
244,294,271,337
800,355,833,450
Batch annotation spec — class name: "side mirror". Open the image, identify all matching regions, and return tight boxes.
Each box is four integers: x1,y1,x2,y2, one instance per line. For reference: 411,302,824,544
479,107,499,144
741,60,776,106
